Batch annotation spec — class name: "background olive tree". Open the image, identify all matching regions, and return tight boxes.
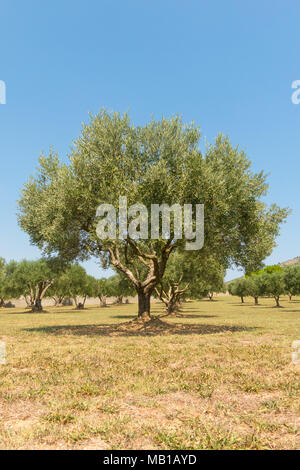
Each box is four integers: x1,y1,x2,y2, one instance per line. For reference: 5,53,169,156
284,265,300,301
10,259,56,312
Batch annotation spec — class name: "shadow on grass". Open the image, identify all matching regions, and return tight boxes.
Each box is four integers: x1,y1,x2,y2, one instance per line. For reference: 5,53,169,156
24,321,257,337
112,315,136,319
282,309,300,313
111,314,217,320
174,314,218,319
6,310,50,315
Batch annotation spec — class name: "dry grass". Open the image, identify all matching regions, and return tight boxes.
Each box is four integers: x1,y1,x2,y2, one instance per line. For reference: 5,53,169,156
0,295,299,450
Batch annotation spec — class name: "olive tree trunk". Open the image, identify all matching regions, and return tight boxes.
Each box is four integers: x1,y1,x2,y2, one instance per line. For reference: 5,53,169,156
137,291,151,320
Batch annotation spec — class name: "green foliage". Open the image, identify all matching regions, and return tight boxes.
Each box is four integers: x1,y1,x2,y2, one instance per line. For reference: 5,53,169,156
262,271,286,306
92,277,115,306
284,265,300,299
244,274,267,304
8,259,57,310
228,278,249,302
1,260,20,301
106,273,135,302
58,265,92,308
258,265,283,275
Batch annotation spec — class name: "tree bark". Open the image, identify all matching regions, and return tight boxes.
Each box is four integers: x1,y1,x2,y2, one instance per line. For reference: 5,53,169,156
24,295,33,309
274,296,280,307
0,298,5,308
137,291,151,320
74,296,86,309
32,297,43,312
53,296,64,306
167,299,176,315
254,296,259,305
30,281,53,312
289,294,292,301
99,296,107,307
241,296,244,303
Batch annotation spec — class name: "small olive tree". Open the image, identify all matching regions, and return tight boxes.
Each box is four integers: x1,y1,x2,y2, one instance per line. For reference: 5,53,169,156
244,273,267,305
61,265,92,309
228,278,249,303
11,259,56,312
262,271,286,307
284,265,300,301
93,277,113,307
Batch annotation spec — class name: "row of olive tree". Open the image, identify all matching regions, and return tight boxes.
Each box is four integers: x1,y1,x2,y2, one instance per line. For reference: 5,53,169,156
0,258,134,312
228,264,300,307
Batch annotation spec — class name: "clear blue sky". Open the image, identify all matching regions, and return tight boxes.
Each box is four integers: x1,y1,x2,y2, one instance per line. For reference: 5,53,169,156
0,0,299,280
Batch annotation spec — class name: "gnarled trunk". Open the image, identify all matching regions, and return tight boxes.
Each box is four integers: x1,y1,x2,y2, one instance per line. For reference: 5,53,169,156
99,296,107,307
30,280,53,312
274,296,280,307
74,295,87,310
32,297,43,312
167,299,181,315
107,239,174,322
254,296,259,305
138,291,151,320
53,296,64,307
24,295,34,309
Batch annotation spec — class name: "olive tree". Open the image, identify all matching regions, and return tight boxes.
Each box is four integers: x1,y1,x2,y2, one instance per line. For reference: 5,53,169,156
228,278,249,303
155,251,225,315
60,265,92,309
262,271,286,307
0,260,21,306
107,274,135,304
18,110,288,320
284,265,300,301
244,273,267,305
11,259,56,311
48,269,72,306
153,252,188,315
93,277,113,307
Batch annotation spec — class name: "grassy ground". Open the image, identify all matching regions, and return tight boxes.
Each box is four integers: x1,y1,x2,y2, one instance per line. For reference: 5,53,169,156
0,295,299,450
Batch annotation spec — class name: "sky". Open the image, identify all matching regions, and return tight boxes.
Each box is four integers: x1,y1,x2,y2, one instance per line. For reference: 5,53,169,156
0,0,299,281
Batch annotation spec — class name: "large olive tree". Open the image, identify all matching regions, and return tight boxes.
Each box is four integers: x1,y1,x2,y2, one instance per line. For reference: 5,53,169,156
18,110,288,320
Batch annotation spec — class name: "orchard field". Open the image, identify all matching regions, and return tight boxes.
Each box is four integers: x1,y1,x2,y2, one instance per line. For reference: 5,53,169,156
0,296,299,450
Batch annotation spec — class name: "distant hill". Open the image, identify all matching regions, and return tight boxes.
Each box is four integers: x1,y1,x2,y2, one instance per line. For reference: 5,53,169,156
279,256,300,267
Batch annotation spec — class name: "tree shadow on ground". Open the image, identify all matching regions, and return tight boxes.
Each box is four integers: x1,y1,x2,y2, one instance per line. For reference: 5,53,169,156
177,307,204,311
282,309,300,313
112,314,217,320
24,319,257,337
6,310,50,315
172,314,218,319
112,315,136,319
